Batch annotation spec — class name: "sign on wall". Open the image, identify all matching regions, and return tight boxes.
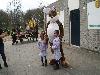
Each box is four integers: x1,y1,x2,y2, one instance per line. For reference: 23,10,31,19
87,1,100,29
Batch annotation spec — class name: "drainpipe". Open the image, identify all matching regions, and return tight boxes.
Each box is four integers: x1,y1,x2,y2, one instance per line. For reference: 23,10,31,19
43,6,46,31
68,7,71,46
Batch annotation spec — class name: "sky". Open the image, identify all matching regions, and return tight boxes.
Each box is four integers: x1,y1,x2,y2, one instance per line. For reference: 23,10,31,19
0,0,58,12
68,0,79,11
0,0,80,12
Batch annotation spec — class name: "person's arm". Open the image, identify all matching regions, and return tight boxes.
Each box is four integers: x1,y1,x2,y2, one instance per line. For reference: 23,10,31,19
37,40,41,49
43,34,49,44
56,20,64,38
0,32,7,38
45,21,50,35
47,21,50,28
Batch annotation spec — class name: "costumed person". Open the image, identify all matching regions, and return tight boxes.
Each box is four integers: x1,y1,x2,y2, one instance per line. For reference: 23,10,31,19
46,7,69,67
37,31,48,66
0,29,8,69
11,28,18,45
51,30,61,70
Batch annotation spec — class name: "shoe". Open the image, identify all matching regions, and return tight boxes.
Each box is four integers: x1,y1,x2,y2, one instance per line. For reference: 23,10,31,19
53,62,60,70
12,43,14,45
0,65,2,69
45,63,47,67
4,63,8,67
42,63,44,66
0,67,2,69
53,65,59,70
16,41,18,44
45,60,47,67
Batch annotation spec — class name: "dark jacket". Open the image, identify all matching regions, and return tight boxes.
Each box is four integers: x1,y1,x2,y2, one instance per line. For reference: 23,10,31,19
0,38,4,53
0,29,4,53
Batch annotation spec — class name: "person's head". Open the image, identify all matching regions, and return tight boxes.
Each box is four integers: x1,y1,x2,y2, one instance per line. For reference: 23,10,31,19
54,30,59,37
49,7,57,18
40,31,45,40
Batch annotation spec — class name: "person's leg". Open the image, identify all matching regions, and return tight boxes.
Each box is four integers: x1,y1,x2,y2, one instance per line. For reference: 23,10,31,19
0,64,2,69
49,42,55,65
32,35,34,42
1,52,8,67
54,60,60,70
12,37,15,45
0,44,8,67
49,42,54,54
15,37,18,44
41,56,44,66
60,44,65,63
13,37,16,44
36,35,38,41
36,37,38,41
44,56,47,66
60,39,69,68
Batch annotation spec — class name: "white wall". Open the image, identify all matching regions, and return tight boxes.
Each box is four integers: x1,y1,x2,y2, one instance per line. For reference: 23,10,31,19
68,0,79,11
58,10,64,27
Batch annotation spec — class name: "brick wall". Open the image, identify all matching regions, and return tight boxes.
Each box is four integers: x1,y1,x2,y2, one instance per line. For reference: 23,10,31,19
80,0,100,52
47,0,100,52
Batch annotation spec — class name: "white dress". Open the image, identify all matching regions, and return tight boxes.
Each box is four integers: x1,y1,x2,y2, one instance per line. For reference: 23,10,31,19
38,39,48,57
52,37,61,60
47,16,59,43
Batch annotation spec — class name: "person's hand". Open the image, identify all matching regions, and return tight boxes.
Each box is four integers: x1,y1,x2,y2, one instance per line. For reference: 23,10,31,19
44,35,48,40
47,21,50,26
50,46,51,48
0,33,7,38
4,32,8,36
50,46,54,54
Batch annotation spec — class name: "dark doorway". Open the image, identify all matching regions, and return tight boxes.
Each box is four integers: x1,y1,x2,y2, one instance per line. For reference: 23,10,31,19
70,9,80,46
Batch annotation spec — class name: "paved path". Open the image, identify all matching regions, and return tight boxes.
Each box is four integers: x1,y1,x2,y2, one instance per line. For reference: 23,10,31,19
0,40,100,75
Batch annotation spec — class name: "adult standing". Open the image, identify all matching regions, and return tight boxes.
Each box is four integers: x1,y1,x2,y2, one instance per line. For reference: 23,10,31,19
11,28,17,45
0,29,8,69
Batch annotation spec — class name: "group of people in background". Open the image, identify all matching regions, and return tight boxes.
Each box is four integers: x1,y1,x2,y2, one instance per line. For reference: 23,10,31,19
11,27,38,45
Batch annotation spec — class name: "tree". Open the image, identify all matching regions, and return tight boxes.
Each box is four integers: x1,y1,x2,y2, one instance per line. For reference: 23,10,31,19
24,8,44,28
0,10,11,31
9,10,25,30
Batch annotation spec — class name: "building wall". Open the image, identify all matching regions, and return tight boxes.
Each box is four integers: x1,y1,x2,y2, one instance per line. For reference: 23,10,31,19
79,0,100,52
47,0,100,52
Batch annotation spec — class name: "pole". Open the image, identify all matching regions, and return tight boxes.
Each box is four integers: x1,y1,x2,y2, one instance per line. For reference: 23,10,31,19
43,7,47,34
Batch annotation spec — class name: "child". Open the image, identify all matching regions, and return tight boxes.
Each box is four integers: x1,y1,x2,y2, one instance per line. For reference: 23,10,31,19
51,30,61,70
38,31,48,66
